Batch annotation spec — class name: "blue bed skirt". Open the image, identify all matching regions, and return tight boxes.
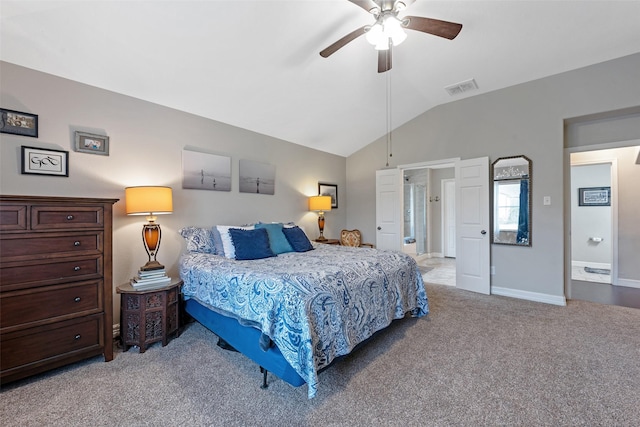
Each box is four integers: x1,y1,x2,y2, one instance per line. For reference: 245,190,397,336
184,298,306,387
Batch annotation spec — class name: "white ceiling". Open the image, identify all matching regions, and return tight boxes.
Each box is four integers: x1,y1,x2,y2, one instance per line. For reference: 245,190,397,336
2,1,640,157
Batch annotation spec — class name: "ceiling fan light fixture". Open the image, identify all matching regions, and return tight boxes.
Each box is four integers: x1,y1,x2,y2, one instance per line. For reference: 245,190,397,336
366,15,406,50
383,15,406,45
365,23,383,45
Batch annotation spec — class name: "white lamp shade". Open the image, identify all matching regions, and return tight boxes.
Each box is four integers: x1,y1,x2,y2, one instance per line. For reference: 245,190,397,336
125,186,173,215
309,195,332,212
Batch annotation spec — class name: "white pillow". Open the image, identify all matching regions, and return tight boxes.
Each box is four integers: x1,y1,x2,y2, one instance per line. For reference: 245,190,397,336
215,225,254,259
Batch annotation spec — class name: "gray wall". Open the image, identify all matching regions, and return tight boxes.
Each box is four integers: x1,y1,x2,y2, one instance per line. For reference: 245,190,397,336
0,61,346,325
346,52,640,299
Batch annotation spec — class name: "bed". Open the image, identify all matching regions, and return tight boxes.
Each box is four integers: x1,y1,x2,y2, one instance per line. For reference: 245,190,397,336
178,225,428,398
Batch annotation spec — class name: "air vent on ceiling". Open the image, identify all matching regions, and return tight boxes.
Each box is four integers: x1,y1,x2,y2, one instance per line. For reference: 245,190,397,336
445,78,478,96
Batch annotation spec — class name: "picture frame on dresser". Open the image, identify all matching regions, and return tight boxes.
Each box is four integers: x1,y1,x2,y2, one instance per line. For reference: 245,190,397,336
21,146,69,177
0,108,38,138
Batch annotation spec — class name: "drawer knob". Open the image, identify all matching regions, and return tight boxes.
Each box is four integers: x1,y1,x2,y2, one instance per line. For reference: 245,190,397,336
67,215,74,220
74,266,81,271
74,297,81,302
74,334,81,340
74,241,81,246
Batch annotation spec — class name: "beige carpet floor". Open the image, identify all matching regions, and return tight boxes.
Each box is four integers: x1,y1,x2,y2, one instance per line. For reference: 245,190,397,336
1,283,639,426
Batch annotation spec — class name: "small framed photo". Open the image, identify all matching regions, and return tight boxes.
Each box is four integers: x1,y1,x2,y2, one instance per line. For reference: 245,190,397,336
74,131,109,155
578,187,610,206
21,146,69,177
318,182,338,209
1,108,38,138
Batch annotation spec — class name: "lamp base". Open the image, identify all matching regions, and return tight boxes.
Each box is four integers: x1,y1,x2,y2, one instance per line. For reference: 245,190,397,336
140,260,165,271
315,236,328,242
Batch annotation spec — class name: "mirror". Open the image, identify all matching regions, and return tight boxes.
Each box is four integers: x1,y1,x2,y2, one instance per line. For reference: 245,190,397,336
492,155,532,246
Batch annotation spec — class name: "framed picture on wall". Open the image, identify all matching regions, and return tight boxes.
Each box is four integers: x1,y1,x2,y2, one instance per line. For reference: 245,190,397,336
182,149,231,191
578,187,610,206
318,182,338,209
1,108,38,138
21,146,69,177
74,131,109,155
239,159,275,195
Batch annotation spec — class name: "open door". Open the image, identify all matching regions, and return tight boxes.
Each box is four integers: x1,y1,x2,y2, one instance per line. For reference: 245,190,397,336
455,157,490,294
376,168,402,251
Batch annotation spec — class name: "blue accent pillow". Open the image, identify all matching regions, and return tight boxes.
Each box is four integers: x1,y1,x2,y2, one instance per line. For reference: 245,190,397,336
282,226,314,252
228,227,275,260
255,223,293,254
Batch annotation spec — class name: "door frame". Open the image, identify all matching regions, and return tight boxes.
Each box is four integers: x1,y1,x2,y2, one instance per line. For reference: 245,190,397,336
442,178,456,258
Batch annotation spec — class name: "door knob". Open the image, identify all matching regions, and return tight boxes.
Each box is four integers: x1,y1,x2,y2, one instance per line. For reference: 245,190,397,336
377,226,382,230
481,230,487,235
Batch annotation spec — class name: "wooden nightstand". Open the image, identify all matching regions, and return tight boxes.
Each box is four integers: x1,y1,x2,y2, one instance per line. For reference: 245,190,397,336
314,239,340,245
117,278,183,353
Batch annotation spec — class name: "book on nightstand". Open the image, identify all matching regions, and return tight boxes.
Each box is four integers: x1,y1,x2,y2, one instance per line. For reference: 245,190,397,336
130,268,171,289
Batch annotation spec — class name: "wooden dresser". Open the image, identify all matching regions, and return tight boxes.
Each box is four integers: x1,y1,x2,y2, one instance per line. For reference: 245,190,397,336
0,195,118,384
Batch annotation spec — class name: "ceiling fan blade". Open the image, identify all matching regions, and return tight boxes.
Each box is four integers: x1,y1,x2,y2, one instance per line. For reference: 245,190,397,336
348,0,380,13
378,46,392,73
403,16,462,40
320,25,368,58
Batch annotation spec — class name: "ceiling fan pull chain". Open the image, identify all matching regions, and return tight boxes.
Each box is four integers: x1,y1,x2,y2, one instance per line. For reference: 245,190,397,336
386,68,393,166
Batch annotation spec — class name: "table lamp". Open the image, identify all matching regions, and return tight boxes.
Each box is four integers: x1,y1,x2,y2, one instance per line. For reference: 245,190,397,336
125,186,173,271
309,195,332,242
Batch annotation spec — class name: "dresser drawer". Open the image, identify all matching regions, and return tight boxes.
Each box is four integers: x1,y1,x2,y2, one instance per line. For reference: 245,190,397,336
1,280,102,330
0,255,103,291
0,205,27,231
1,315,103,372
0,232,102,261
31,206,104,230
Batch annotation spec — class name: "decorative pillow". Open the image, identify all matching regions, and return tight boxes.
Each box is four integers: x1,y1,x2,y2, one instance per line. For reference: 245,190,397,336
228,227,275,260
179,227,216,254
255,223,293,254
211,227,225,256
215,225,254,259
282,226,314,252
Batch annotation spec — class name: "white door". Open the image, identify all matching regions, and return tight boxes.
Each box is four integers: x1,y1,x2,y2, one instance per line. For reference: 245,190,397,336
442,178,456,257
376,168,402,251
455,157,490,294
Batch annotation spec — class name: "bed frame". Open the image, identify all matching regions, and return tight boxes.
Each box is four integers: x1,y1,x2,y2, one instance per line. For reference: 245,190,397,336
184,298,305,388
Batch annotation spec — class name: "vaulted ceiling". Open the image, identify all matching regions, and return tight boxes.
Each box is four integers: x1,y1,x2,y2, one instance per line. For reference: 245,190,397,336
2,1,640,157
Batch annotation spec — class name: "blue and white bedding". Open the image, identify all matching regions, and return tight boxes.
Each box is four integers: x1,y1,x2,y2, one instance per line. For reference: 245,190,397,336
179,243,428,398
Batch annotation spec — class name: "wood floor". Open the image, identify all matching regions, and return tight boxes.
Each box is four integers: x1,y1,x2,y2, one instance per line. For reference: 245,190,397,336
570,280,640,309
418,256,640,310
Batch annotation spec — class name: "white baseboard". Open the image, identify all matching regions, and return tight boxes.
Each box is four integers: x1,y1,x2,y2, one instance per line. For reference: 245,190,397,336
491,286,567,306
572,260,611,270
616,278,640,289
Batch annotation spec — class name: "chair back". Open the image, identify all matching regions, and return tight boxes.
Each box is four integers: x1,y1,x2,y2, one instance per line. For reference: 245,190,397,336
340,229,363,247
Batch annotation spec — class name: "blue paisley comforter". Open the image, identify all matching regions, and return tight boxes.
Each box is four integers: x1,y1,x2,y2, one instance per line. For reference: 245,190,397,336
179,243,428,398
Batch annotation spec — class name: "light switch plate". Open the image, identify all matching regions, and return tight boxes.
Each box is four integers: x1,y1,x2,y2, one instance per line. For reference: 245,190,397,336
543,196,551,205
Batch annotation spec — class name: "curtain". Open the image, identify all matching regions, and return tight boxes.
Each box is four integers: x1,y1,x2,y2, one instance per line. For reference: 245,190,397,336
516,179,529,244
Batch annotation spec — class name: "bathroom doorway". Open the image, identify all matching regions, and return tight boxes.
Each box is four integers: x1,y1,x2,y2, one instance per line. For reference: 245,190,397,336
567,143,640,309
570,160,613,285
402,162,456,286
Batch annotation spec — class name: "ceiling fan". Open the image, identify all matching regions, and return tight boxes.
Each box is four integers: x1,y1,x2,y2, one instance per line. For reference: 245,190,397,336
319,0,462,73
